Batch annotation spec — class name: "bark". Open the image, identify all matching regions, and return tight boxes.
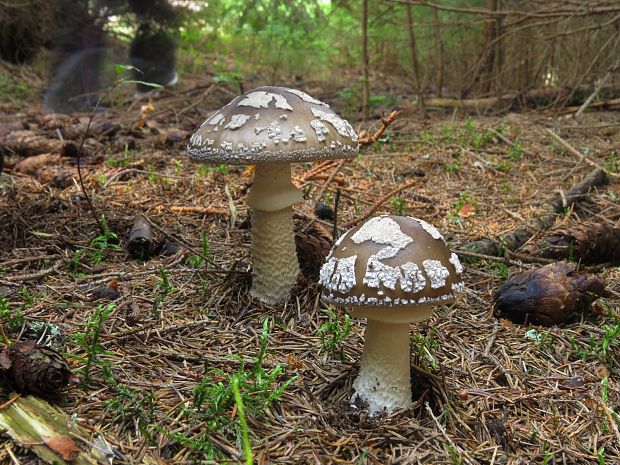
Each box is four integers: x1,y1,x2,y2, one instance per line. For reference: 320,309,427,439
463,168,609,256
127,214,154,260
405,3,425,116
431,5,444,97
361,0,370,121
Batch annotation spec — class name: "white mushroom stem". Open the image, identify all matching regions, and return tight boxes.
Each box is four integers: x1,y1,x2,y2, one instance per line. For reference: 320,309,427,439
352,319,412,414
246,163,304,304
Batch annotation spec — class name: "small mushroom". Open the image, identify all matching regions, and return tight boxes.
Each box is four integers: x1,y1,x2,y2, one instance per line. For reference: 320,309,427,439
187,86,358,304
319,215,464,414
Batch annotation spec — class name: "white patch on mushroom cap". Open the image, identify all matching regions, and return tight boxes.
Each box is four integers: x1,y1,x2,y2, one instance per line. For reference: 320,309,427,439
285,88,329,106
399,262,427,293
220,141,233,151
416,218,445,241
310,119,329,142
351,217,413,251
351,217,416,291
449,253,463,274
423,259,450,289
224,114,251,130
290,126,307,143
190,134,202,146
311,107,357,140
237,91,293,111
207,113,225,126
255,121,289,144
319,255,357,293
451,281,465,294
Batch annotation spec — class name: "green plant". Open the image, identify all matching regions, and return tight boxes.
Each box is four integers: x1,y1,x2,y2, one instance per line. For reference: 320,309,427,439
103,367,155,432
411,327,439,371
0,296,24,333
166,319,296,459
494,160,512,172
152,266,174,315
19,285,35,309
316,308,351,359
196,164,229,177
73,303,116,386
105,145,132,168
389,196,406,215
508,137,523,161
446,444,463,465
445,154,461,173
491,262,509,279
604,151,619,173
185,232,213,268
147,164,161,184
90,216,120,263
541,451,555,465
231,375,253,465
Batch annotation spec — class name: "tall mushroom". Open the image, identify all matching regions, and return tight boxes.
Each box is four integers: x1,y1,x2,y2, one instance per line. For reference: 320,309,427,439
319,215,464,414
187,86,358,304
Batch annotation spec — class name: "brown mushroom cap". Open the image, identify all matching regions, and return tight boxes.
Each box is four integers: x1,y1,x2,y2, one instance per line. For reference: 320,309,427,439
187,86,358,165
320,215,464,308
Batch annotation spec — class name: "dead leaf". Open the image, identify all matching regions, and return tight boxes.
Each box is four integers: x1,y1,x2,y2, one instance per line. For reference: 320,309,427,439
140,101,155,118
43,434,80,461
457,202,476,218
287,354,303,370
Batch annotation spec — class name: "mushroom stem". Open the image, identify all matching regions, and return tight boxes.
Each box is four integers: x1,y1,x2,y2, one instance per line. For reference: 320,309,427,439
352,319,412,414
247,163,304,304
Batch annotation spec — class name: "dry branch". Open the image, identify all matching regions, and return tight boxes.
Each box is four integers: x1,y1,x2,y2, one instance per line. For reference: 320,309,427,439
341,179,417,229
546,129,619,177
462,168,608,256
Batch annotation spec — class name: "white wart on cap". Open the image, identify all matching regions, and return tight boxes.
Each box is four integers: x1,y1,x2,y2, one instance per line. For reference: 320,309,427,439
187,86,358,164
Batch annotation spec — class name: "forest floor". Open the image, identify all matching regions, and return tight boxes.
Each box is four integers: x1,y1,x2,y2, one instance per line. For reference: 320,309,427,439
0,70,619,465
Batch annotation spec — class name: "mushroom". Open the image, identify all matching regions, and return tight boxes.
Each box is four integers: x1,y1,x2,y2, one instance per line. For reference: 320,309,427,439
319,215,464,414
187,86,358,304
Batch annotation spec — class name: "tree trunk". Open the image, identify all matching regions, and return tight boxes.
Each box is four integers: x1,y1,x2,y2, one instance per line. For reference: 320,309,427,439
479,0,500,95
361,0,370,121
431,5,444,97
405,4,425,117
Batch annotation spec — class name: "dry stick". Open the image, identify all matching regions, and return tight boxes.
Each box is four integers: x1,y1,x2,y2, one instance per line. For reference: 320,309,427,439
75,81,126,235
332,188,341,241
297,160,339,182
341,179,417,229
572,62,618,120
4,259,64,283
357,111,399,148
424,402,476,465
546,129,619,178
462,168,609,256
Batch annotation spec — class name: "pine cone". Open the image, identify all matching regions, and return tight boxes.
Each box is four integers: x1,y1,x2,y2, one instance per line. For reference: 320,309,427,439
0,341,74,395
295,231,332,281
521,221,620,264
493,262,610,326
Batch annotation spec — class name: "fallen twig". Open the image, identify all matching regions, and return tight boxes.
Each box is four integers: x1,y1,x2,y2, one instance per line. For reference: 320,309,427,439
341,179,417,229
546,129,619,177
463,168,608,256
357,111,399,148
